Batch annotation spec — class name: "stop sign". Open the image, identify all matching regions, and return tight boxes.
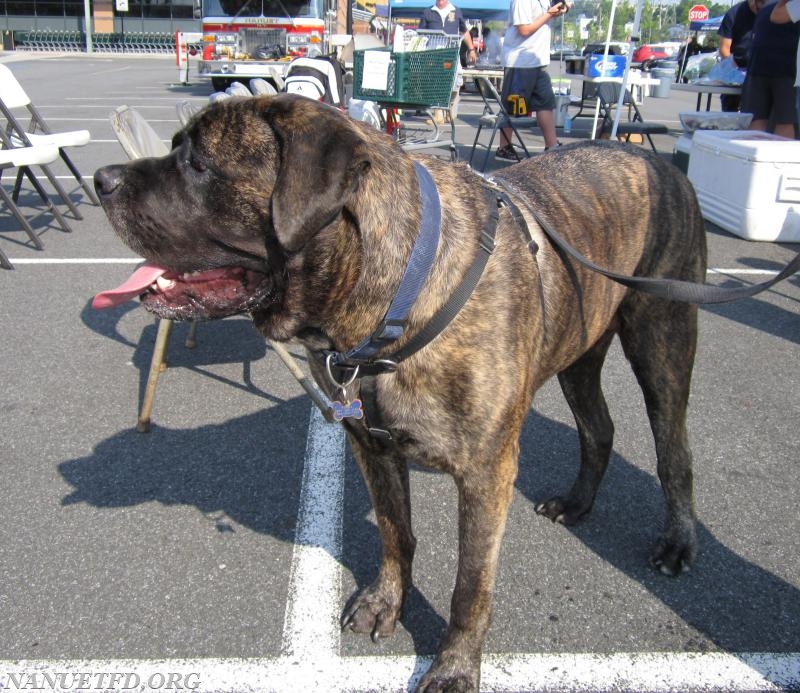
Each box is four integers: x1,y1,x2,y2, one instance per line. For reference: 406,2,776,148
689,4,710,21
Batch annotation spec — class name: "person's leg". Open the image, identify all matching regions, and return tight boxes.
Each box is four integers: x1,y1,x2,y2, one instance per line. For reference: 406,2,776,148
795,86,800,125
742,74,770,132
497,68,518,155
771,76,797,139
529,68,559,149
535,108,559,148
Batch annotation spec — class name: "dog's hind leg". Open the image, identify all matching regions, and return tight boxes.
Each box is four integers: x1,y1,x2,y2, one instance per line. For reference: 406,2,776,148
341,446,416,641
618,296,698,576
536,331,616,525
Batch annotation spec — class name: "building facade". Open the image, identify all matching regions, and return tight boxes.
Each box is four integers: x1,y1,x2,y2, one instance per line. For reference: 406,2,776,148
2,0,199,35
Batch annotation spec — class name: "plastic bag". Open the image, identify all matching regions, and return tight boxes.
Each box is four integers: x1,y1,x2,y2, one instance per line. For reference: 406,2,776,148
700,56,746,86
682,53,718,82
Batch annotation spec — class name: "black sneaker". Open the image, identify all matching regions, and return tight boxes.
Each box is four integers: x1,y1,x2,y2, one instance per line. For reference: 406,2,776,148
495,145,520,162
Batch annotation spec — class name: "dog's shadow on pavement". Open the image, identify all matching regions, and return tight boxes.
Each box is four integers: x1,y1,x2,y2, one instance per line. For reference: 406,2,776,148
58,398,800,667
700,259,800,346
515,412,800,658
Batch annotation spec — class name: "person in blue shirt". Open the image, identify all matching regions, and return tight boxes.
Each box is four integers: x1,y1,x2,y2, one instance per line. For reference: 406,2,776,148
419,0,478,58
771,0,800,119
718,0,764,110
418,0,478,120
741,0,799,137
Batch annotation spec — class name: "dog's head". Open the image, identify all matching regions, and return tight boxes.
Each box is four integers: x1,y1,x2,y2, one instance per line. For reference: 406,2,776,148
93,94,372,322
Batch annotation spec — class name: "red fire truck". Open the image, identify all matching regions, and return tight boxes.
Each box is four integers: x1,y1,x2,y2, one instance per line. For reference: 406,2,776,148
197,0,327,91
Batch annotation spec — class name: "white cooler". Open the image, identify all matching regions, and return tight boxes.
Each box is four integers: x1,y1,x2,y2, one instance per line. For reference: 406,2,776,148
687,130,800,242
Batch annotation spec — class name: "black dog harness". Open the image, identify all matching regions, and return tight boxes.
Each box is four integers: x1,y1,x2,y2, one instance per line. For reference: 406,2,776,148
311,163,800,439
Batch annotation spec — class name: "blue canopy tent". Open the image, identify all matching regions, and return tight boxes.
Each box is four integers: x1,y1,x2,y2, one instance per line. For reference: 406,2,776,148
689,15,724,32
386,0,510,22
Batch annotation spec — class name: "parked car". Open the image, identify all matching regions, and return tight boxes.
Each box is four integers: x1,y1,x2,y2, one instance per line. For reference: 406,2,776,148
632,41,682,66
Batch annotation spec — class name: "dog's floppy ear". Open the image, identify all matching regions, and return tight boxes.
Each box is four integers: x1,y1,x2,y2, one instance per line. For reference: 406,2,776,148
266,97,371,253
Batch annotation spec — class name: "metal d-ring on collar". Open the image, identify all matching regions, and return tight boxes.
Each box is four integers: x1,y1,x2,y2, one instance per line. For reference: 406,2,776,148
323,160,442,387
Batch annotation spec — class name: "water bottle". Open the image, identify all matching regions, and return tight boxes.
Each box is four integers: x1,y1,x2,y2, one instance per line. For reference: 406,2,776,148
563,113,572,135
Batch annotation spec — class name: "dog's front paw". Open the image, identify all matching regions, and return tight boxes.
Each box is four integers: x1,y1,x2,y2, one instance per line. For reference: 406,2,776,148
535,496,591,525
341,579,403,642
415,653,479,693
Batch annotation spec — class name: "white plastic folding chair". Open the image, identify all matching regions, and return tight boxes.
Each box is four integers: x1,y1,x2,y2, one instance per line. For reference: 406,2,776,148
225,81,252,97
267,67,285,92
110,104,170,159
0,143,65,268
249,78,278,95
176,100,203,127
109,105,186,431
0,64,100,216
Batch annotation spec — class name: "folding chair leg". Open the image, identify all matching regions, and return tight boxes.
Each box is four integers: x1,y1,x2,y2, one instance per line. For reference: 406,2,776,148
468,126,481,167
14,164,83,220
481,125,500,172
0,184,45,249
137,318,174,433
59,148,102,205
185,320,198,349
18,167,73,234
511,128,530,158
0,239,13,268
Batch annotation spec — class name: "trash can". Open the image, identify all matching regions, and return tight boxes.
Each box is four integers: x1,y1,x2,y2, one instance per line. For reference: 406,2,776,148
554,94,571,127
2,31,15,51
651,67,674,98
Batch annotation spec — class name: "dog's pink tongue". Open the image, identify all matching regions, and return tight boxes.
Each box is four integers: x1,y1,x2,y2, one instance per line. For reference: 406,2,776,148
92,263,168,309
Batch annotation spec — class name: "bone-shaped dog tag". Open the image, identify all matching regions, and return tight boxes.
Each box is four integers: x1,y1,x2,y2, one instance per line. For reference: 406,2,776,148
331,398,364,421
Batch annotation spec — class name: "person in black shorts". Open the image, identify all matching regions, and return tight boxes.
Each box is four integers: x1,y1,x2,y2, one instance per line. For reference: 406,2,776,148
741,0,799,137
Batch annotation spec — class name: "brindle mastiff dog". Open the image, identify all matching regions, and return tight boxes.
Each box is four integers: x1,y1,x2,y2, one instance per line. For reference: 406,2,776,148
94,94,704,692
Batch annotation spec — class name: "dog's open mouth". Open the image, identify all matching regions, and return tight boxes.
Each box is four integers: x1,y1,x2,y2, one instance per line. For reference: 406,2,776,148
92,262,275,320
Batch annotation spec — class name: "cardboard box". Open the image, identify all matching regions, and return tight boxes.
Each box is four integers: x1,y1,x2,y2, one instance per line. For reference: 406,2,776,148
584,54,626,78
687,130,800,242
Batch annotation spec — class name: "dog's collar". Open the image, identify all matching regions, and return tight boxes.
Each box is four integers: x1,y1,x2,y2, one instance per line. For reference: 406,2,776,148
321,161,442,377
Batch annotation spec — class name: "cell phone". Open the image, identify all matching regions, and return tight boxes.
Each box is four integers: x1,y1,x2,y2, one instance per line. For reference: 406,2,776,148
550,0,568,10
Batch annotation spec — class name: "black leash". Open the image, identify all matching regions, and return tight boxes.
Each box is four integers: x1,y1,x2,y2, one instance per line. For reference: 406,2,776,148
492,177,800,305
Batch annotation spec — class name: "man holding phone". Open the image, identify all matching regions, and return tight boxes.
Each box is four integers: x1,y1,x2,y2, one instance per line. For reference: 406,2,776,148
496,0,570,160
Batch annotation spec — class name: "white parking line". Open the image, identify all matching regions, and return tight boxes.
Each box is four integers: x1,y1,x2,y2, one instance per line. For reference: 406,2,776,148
5,258,796,277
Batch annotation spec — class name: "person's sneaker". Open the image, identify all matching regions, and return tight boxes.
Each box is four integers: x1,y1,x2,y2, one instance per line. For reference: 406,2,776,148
495,145,520,162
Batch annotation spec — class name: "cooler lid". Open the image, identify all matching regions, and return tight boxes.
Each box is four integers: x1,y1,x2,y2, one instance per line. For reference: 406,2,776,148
691,130,800,164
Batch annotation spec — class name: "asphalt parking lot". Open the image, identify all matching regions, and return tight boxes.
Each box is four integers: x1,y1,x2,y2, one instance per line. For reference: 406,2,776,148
0,52,798,692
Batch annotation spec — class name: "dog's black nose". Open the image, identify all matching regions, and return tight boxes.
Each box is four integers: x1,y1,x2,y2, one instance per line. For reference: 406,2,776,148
94,165,124,198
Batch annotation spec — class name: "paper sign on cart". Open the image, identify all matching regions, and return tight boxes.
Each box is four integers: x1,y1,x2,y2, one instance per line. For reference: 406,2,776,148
361,51,391,91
